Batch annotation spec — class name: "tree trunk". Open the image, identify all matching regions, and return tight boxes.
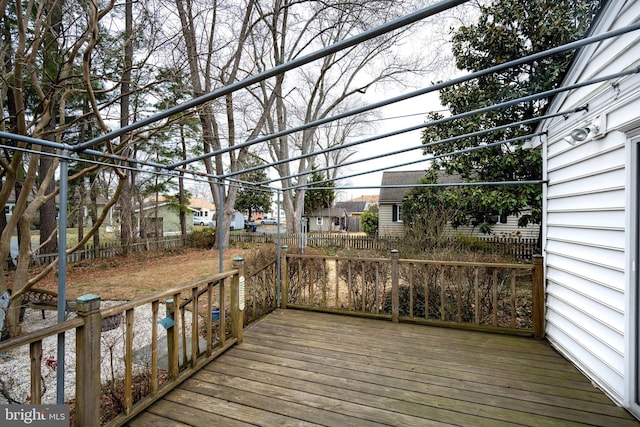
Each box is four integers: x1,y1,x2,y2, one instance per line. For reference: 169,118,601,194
119,0,134,254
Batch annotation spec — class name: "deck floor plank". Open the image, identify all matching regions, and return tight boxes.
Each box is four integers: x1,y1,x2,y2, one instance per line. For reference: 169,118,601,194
128,309,639,427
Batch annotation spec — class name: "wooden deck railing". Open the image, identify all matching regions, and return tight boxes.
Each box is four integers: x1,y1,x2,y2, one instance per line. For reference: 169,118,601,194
244,259,279,324
0,249,544,425
0,258,246,426
281,249,544,338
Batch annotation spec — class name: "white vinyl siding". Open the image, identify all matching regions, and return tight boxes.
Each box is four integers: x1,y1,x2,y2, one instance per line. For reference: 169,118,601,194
545,132,628,403
539,0,640,405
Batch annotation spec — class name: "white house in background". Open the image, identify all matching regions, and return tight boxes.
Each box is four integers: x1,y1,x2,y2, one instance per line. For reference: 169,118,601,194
531,0,640,418
188,197,216,220
378,171,538,238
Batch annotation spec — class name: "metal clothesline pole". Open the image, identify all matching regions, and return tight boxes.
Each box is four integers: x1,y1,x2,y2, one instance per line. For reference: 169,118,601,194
56,148,70,404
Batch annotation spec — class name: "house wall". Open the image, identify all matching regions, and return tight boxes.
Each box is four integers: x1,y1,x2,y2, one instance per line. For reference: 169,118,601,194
539,0,640,406
309,216,340,233
378,204,404,236
448,213,539,239
379,203,538,238
308,217,326,233
141,205,188,236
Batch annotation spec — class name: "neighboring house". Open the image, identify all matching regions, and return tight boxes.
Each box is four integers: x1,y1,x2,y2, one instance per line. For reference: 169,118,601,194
241,209,266,221
137,201,193,237
333,201,367,217
348,194,379,206
148,195,216,222
531,1,640,417
307,207,348,233
378,171,536,238
333,199,374,232
188,197,216,220
378,171,427,237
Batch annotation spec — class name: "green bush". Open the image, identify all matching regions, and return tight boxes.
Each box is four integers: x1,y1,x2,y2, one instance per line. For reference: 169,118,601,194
189,227,216,248
360,210,378,237
449,233,493,252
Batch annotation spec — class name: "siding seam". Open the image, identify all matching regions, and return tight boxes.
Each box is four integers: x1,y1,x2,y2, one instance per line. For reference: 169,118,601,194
546,207,625,213
545,262,625,295
547,281,624,324
546,237,623,252
545,310,623,369
545,324,623,405
547,165,624,186
545,249,624,273
547,143,625,172
545,224,624,232
546,186,624,199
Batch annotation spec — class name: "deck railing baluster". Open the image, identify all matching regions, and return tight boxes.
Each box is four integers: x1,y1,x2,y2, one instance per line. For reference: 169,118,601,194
191,286,199,369
29,340,42,404
474,267,480,324
510,268,517,329
334,259,339,308
151,300,159,394
124,308,134,414
456,266,462,323
440,267,445,322
391,250,399,323
424,265,429,320
492,268,498,327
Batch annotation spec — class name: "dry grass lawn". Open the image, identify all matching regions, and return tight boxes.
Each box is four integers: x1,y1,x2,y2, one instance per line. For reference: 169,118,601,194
15,247,247,300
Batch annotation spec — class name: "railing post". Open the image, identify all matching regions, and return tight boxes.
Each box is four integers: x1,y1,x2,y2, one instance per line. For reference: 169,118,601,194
391,249,399,323
280,246,289,309
532,255,545,339
166,297,179,379
231,257,245,344
75,294,102,427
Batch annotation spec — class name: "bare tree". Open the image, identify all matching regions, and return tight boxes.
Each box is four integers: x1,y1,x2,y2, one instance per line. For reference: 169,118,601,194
0,0,167,334
247,0,440,232
171,0,280,248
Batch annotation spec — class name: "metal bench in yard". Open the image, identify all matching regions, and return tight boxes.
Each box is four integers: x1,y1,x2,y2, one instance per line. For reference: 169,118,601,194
18,288,76,321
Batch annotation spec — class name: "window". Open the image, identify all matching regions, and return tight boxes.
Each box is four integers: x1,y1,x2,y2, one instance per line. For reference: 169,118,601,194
316,217,323,226
392,204,402,222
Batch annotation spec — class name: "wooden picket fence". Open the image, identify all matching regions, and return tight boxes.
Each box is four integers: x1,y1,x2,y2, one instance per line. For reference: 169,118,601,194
231,232,539,260
33,236,187,265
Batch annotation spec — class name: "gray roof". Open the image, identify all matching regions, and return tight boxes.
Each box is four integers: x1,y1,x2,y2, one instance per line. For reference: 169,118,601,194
378,170,462,203
308,207,347,217
378,171,428,203
333,201,367,214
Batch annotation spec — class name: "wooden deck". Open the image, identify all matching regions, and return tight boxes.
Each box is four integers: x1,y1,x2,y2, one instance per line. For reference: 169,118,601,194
127,309,639,426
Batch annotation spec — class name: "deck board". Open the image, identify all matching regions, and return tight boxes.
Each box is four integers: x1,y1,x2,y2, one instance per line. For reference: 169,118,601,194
128,309,639,426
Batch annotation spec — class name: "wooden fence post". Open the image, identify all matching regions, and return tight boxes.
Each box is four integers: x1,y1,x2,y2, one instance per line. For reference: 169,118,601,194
391,249,399,323
231,257,245,344
532,255,545,339
75,294,102,427
280,246,288,309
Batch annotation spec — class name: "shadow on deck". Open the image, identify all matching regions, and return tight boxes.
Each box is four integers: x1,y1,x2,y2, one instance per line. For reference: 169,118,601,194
128,309,638,426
